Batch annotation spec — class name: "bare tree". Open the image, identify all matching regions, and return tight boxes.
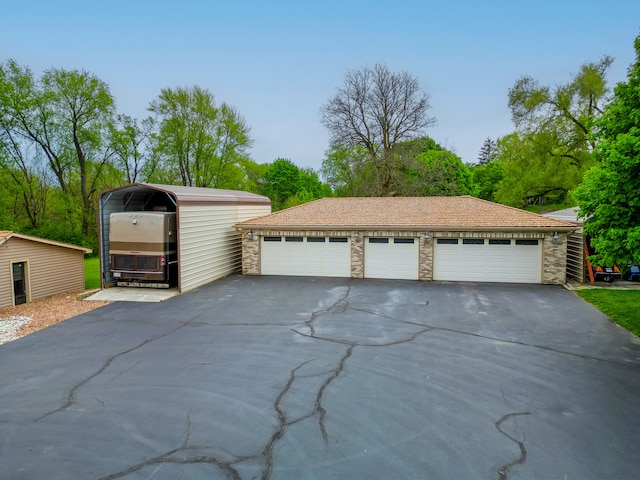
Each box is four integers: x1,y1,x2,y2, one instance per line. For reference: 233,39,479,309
321,64,435,195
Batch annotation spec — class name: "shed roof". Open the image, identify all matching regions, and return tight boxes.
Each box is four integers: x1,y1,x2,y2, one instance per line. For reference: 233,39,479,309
0,231,92,253
100,183,271,206
235,196,577,231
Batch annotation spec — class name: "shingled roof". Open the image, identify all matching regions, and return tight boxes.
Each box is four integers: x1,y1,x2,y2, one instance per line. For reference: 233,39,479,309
0,231,92,252
235,196,577,231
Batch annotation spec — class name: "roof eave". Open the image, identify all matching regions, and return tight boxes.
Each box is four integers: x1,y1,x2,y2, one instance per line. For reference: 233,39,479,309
4,232,92,253
235,224,577,232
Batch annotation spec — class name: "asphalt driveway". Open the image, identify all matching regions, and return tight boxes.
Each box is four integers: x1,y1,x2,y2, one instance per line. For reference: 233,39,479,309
1,276,639,479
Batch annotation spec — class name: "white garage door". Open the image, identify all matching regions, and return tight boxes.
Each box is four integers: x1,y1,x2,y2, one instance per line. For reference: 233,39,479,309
433,238,542,283
364,237,419,280
261,236,351,277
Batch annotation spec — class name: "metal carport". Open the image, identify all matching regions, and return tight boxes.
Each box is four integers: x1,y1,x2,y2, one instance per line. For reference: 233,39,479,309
99,183,270,292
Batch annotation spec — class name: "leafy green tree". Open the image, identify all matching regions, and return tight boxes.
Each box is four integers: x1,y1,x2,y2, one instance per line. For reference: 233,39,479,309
509,55,612,156
261,158,329,210
111,114,153,184
261,158,300,208
470,160,503,201
45,68,118,238
321,136,470,197
235,158,268,193
494,132,591,207
397,148,472,196
574,35,640,266
147,86,252,189
321,64,436,195
0,60,117,239
497,56,612,207
321,144,371,196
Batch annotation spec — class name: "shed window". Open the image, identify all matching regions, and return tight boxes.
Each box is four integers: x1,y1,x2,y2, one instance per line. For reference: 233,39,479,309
394,238,415,244
516,239,539,246
437,238,458,245
463,239,484,245
368,238,389,244
329,237,348,243
263,236,282,242
307,237,326,243
489,239,511,245
285,236,303,242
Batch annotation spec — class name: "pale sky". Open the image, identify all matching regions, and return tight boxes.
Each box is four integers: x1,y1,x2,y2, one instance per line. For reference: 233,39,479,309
2,1,639,172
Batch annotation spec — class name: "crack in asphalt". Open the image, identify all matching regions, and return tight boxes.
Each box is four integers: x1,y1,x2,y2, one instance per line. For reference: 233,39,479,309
35,320,194,421
304,285,352,337
99,412,250,480
55,282,617,479
315,345,353,443
292,328,432,348
256,346,356,480
495,412,530,480
431,324,632,365
260,359,315,479
256,286,433,479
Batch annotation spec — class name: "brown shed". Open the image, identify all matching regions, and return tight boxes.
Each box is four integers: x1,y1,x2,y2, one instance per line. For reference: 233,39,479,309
0,231,92,308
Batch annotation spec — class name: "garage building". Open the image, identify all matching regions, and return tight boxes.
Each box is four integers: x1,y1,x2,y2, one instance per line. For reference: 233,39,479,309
235,196,576,284
0,231,91,308
99,183,271,292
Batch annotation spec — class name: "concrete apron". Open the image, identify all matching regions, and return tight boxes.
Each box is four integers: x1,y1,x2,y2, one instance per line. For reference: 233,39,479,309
84,286,179,302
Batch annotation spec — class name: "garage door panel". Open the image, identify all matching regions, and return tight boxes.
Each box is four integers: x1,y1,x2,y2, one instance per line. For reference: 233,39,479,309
434,239,541,283
364,238,419,280
261,237,351,277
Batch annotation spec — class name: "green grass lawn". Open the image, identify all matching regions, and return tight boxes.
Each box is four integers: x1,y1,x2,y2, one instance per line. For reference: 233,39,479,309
576,289,640,337
84,256,101,290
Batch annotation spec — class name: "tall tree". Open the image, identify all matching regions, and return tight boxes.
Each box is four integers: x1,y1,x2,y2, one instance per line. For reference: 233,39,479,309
111,114,153,184
147,86,252,188
508,56,612,161
477,137,497,165
494,131,591,207
574,35,640,266
498,56,612,206
0,60,117,238
42,68,117,236
321,64,435,195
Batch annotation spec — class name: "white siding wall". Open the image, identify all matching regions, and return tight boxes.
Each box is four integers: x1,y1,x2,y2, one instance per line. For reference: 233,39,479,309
237,205,271,224
178,204,270,292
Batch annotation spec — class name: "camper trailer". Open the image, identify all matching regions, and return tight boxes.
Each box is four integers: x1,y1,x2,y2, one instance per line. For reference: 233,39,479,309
109,212,177,287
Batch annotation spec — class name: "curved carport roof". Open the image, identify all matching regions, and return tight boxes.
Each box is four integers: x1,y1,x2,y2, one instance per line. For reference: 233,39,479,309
99,183,270,292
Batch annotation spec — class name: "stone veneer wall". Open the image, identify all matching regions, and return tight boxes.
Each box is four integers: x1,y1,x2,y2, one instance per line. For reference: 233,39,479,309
241,231,261,275
542,232,568,284
240,229,569,284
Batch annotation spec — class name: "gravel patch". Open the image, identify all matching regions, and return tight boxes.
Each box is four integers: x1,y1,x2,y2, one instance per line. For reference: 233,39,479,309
0,292,110,345
0,316,33,345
